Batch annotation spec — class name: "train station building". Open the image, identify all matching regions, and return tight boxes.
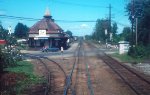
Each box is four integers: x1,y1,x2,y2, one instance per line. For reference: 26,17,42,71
28,8,69,49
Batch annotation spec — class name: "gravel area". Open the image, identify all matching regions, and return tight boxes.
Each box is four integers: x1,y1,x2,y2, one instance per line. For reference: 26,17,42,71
91,42,150,76
65,42,79,52
125,62,150,76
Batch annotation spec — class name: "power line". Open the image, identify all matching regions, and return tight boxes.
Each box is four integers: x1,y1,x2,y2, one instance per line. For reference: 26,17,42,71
0,15,41,21
0,14,129,27
0,15,96,22
112,20,130,27
56,20,96,23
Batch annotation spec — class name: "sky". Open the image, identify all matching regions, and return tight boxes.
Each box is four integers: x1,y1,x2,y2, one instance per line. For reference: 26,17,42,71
0,0,130,36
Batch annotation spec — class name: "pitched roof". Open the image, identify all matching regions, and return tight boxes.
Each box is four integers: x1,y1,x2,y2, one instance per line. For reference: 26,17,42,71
29,8,63,34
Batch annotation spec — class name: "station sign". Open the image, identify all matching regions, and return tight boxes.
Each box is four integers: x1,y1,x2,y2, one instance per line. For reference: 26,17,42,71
39,30,46,36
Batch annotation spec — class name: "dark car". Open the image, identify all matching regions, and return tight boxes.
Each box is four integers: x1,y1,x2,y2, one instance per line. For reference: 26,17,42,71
41,47,59,52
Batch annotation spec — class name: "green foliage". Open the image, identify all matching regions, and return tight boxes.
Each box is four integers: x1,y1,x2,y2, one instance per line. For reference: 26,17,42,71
0,22,17,46
111,53,143,63
5,61,33,74
65,30,73,37
0,46,22,69
0,47,5,73
85,35,92,40
14,23,29,38
0,24,9,40
92,19,109,42
126,0,150,45
4,61,45,95
128,45,150,58
111,22,119,43
118,27,132,42
92,19,119,44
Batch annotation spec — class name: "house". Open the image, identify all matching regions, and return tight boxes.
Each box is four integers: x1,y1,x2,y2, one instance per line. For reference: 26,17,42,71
28,8,68,49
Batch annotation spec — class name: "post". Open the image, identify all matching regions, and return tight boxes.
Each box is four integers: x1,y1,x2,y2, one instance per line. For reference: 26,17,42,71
61,46,64,59
109,4,112,34
136,18,138,45
105,29,108,48
131,0,135,47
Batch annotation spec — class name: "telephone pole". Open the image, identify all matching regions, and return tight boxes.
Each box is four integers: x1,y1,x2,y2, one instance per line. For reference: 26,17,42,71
107,4,112,42
135,17,138,45
109,4,112,34
131,0,135,46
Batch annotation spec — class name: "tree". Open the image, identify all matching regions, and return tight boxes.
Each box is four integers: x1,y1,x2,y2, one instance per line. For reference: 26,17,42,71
65,30,73,37
111,22,118,43
126,0,150,45
14,23,29,38
92,19,109,43
85,35,92,40
119,27,132,42
0,23,9,40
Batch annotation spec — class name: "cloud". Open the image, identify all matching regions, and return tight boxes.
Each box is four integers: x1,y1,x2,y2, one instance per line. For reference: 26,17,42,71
80,24,89,29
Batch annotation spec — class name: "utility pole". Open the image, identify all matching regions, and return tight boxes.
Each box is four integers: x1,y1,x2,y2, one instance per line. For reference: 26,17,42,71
135,18,138,45
105,4,112,45
131,0,135,46
109,4,112,38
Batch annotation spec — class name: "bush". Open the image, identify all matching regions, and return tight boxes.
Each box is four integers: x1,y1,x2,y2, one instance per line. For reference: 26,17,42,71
128,45,148,58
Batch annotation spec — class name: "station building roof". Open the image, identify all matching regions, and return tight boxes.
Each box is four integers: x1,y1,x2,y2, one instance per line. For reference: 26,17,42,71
29,8,63,34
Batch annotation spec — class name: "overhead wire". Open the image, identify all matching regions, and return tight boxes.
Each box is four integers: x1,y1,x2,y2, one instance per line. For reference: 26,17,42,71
0,15,96,22
0,14,129,27
0,0,130,27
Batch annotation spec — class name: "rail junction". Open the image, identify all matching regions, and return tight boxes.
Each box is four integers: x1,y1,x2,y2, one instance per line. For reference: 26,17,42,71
23,40,150,95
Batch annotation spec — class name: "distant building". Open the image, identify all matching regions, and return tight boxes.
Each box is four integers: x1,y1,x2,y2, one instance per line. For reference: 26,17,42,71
0,40,6,45
28,8,68,49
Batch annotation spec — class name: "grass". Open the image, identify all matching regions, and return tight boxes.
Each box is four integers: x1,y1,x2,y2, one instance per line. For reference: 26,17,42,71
4,61,46,94
110,53,144,63
5,61,33,74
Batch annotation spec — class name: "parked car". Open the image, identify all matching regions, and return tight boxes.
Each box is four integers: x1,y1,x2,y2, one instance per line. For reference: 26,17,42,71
41,47,59,52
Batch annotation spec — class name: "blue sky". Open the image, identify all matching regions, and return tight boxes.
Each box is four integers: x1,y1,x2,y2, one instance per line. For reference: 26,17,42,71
0,0,130,36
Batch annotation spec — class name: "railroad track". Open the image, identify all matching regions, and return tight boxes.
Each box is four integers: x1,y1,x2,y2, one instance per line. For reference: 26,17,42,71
63,40,81,95
23,55,53,95
23,54,67,95
22,40,150,95
24,41,82,95
64,40,94,95
23,40,82,95
86,41,150,95
83,43,95,95
98,53,150,95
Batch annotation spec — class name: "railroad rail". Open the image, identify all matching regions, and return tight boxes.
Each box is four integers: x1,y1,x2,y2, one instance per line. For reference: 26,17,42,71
86,41,150,95
24,41,82,95
23,54,67,95
64,40,95,95
24,55,52,95
23,41,83,95
98,53,150,95
63,40,81,95
82,42,95,95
